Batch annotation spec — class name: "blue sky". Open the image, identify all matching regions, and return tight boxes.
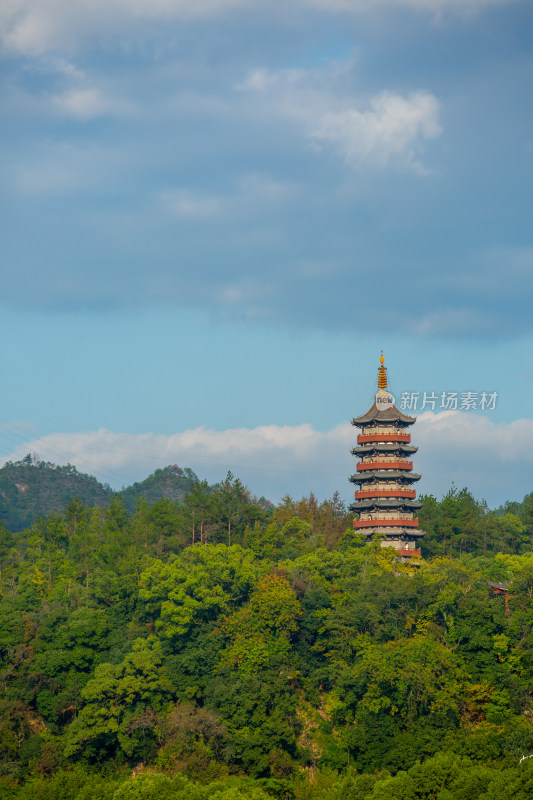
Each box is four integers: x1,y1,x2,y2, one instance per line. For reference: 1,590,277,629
1,0,532,507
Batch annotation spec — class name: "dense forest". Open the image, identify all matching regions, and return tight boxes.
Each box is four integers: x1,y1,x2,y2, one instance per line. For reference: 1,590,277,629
1,466,533,799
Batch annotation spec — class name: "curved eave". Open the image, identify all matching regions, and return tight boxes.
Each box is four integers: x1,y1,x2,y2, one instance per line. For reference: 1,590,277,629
358,528,426,538
352,444,418,455
350,471,421,483
350,499,422,511
352,403,416,426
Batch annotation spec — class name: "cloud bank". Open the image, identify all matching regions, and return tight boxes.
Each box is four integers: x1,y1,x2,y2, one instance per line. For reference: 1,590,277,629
4,412,532,507
0,0,518,55
1,0,531,340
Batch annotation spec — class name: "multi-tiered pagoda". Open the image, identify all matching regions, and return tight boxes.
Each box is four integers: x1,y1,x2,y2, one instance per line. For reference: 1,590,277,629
349,353,424,560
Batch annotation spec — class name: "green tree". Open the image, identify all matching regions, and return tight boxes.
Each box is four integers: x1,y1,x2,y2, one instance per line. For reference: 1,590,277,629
139,545,267,640
64,637,171,762
219,574,302,674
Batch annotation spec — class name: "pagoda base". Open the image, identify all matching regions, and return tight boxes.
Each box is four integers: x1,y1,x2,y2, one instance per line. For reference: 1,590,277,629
355,530,425,561
380,540,423,562
379,539,421,552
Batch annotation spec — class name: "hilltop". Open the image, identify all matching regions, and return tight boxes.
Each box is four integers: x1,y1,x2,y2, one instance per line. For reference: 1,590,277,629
0,456,199,531
119,465,198,512
0,456,113,531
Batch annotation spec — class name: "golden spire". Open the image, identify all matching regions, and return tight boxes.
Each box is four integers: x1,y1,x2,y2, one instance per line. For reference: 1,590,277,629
377,350,388,391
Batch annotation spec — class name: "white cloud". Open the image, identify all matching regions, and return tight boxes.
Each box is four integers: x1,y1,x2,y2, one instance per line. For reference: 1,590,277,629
0,0,517,56
240,67,442,173
415,410,533,462
1,424,353,501
414,411,533,504
4,412,533,506
0,0,243,56
310,91,441,171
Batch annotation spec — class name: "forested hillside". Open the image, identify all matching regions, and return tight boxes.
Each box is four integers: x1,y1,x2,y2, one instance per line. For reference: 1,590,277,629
1,476,533,799
0,458,200,531
0,456,113,531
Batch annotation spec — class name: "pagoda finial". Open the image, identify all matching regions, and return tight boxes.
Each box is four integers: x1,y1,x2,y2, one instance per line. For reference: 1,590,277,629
377,350,388,391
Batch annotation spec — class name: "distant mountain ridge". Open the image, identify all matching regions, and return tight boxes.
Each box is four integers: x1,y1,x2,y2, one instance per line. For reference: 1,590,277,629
0,455,199,531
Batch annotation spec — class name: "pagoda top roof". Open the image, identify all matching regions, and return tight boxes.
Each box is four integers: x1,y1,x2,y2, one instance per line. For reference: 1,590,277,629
352,402,416,426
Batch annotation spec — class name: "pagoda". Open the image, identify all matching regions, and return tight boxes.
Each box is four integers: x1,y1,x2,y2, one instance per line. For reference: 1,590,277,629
349,353,424,560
